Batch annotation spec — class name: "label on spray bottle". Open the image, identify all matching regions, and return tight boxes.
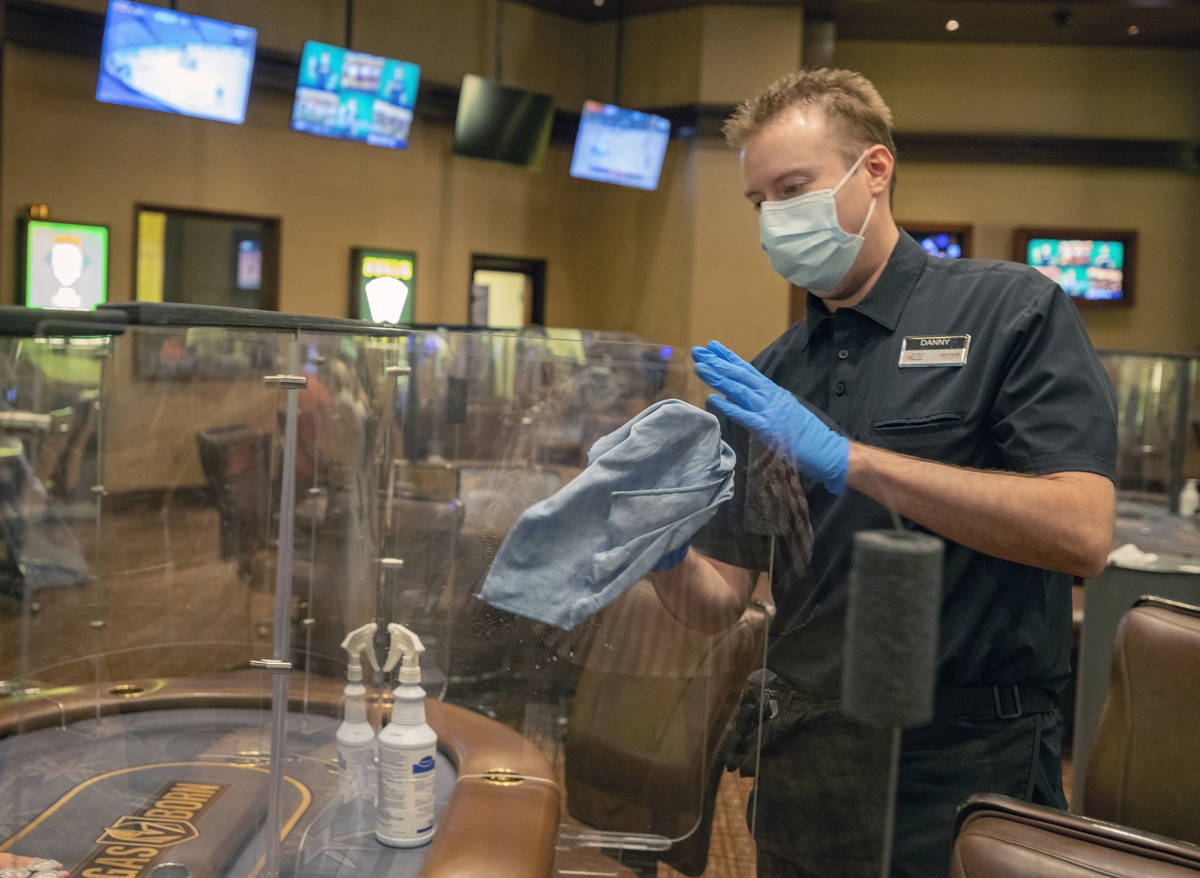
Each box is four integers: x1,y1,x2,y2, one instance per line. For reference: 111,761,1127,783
377,745,436,843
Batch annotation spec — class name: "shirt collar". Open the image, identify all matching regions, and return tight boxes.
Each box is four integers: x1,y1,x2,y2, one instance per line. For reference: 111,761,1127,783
803,230,928,337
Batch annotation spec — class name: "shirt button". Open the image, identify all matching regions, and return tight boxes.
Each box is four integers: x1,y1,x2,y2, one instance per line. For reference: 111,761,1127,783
834,381,846,396
837,349,850,360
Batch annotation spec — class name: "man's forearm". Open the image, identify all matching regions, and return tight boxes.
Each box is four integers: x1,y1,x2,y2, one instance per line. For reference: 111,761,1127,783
648,550,755,634
847,442,1114,578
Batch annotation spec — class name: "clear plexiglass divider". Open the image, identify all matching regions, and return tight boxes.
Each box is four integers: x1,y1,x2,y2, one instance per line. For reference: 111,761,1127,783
0,318,298,877
1099,350,1200,556
0,309,785,878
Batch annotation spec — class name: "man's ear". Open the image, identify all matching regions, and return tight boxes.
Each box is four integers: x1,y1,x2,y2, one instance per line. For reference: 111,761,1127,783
864,144,893,198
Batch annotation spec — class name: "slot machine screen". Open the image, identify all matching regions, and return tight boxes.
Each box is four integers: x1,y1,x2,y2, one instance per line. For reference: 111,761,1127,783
20,220,110,310
350,249,416,324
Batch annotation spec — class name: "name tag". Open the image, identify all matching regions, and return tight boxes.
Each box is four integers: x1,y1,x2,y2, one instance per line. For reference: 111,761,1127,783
899,334,971,367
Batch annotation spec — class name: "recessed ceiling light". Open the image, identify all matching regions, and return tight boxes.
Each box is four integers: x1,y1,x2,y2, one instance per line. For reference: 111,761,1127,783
945,19,960,32
594,0,605,6
1127,24,1140,36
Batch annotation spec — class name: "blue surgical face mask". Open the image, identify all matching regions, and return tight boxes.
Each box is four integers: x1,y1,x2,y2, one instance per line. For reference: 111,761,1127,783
759,149,876,294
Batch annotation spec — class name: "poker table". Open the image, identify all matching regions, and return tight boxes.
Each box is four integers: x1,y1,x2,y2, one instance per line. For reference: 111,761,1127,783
0,673,560,877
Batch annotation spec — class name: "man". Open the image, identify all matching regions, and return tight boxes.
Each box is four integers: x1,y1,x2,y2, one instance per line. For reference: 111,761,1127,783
650,68,1117,877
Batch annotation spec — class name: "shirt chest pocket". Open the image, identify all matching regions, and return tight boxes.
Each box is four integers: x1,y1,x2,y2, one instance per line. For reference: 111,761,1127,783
867,411,969,457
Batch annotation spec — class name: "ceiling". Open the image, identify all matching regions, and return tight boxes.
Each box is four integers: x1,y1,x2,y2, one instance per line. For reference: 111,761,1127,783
515,0,1200,48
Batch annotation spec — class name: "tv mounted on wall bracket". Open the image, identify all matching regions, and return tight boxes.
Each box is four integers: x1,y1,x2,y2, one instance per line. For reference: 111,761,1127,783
291,41,421,149
452,75,555,169
96,0,257,124
1013,227,1137,306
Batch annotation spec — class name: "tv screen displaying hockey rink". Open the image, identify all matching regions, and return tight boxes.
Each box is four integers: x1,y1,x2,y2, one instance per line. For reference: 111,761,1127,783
95,0,257,124
569,100,671,191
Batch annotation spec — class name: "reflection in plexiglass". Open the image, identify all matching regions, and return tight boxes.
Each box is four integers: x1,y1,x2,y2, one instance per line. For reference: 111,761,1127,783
0,318,779,877
1100,351,1200,556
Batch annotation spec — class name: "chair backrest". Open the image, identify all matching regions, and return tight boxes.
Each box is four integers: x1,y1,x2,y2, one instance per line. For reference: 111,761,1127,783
563,581,770,876
950,793,1200,877
194,424,271,563
1085,597,1200,844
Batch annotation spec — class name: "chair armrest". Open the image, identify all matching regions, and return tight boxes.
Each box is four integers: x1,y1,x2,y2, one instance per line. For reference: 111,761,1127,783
951,794,1200,877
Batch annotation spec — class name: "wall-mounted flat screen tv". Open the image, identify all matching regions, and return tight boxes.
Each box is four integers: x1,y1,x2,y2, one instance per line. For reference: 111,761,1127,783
19,219,110,310
452,75,555,168
901,221,973,259
291,41,421,149
569,100,671,191
1013,227,1136,306
95,0,257,124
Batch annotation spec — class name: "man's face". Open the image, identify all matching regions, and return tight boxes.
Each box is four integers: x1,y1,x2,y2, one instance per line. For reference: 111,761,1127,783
740,105,869,237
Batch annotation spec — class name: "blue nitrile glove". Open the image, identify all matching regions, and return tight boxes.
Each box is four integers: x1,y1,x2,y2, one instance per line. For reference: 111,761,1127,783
692,339,849,494
652,543,689,572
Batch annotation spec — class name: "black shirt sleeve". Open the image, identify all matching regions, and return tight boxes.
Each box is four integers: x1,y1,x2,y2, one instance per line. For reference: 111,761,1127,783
988,281,1118,479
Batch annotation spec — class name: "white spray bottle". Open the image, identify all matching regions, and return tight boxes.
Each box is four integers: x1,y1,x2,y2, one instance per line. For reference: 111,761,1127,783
375,623,438,848
338,622,380,802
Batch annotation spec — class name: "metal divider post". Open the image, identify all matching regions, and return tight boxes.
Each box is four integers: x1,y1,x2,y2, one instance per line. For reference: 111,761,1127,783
256,342,307,878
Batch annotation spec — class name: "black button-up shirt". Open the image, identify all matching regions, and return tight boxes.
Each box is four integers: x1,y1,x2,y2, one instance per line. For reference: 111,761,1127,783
697,231,1117,698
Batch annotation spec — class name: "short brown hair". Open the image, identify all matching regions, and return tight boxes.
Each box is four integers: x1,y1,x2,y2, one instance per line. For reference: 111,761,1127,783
723,68,898,199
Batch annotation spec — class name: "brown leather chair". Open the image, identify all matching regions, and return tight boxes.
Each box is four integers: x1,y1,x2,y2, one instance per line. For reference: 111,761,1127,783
949,597,1200,876
951,794,1200,877
1084,596,1200,844
563,580,770,876
194,424,272,574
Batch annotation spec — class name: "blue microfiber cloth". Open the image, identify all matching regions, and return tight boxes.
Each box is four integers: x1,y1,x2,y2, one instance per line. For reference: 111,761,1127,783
477,399,736,629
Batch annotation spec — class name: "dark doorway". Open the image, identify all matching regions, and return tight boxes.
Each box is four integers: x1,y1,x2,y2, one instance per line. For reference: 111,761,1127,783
134,205,280,310
468,254,546,328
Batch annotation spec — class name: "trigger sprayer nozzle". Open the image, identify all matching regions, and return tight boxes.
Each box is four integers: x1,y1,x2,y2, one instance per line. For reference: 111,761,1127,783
383,623,425,685
340,622,379,683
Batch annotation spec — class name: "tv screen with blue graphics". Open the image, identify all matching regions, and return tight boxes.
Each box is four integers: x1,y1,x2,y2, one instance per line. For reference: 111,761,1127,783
291,42,421,149
569,101,671,191
96,1,257,124
1026,237,1127,302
